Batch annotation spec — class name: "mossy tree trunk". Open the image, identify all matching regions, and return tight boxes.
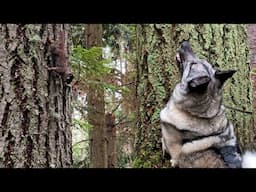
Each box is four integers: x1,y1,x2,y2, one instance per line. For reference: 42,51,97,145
134,24,254,168
247,24,256,150
0,24,73,168
85,24,107,168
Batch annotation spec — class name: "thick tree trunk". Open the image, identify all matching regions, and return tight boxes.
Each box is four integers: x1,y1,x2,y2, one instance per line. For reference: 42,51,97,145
0,24,73,168
247,25,256,150
85,24,107,168
134,24,254,168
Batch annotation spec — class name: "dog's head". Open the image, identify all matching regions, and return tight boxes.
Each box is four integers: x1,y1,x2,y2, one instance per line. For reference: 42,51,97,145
173,41,236,117
176,40,236,94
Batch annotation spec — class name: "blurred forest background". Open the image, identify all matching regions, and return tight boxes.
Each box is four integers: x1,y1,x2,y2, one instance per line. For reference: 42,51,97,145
0,24,256,168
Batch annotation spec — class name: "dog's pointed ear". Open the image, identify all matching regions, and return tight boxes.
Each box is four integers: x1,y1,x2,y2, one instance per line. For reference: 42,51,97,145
215,69,237,86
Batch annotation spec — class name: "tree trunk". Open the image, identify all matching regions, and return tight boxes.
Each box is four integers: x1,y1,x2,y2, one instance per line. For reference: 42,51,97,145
85,24,107,168
0,24,73,168
121,50,137,166
134,24,254,168
247,25,256,150
105,113,117,167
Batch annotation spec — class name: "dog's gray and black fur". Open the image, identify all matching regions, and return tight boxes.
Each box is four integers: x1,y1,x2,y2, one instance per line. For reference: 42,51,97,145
160,41,242,168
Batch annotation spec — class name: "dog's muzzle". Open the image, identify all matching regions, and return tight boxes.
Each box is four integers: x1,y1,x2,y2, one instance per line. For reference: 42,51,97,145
188,76,211,93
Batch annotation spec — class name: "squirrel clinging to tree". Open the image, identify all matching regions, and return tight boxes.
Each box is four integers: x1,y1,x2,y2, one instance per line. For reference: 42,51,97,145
47,31,74,84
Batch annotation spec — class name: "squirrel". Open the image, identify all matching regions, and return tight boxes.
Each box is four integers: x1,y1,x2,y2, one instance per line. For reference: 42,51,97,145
47,31,74,84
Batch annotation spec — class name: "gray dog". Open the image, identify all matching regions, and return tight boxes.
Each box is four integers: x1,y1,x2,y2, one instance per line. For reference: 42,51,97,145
160,41,242,168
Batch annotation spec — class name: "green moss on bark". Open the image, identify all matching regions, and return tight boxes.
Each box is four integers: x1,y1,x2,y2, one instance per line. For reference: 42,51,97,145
135,24,254,168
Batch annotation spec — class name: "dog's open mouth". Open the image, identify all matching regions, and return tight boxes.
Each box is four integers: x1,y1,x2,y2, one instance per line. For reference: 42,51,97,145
188,76,211,93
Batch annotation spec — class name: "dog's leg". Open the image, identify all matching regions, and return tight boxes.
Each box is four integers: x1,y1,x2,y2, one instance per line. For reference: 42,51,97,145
181,136,222,154
161,137,167,157
168,143,183,167
163,137,182,167
161,123,183,167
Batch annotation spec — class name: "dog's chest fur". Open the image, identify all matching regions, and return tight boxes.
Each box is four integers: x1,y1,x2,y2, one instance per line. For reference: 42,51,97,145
160,99,227,136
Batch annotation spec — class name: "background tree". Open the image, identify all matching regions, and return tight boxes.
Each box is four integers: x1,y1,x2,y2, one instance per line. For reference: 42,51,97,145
134,24,255,167
70,24,137,168
0,24,73,168
103,24,137,167
84,24,108,168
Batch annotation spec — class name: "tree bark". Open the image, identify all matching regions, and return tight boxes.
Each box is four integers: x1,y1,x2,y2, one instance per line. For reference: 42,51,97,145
105,113,116,167
0,24,73,168
247,25,256,150
85,24,107,168
134,24,254,168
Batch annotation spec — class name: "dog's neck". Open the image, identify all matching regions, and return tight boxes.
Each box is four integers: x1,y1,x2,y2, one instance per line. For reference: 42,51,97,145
172,83,223,118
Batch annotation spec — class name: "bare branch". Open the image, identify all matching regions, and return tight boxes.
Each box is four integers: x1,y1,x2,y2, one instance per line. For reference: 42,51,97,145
111,102,121,114
72,139,89,147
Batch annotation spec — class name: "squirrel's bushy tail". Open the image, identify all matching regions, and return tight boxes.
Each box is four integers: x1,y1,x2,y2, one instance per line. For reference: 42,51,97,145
242,151,256,168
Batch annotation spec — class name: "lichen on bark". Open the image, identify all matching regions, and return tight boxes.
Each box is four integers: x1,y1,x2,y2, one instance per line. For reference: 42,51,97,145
0,24,73,168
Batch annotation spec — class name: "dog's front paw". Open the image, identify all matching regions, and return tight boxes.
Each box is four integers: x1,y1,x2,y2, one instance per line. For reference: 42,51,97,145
181,142,195,154
170,159,178,167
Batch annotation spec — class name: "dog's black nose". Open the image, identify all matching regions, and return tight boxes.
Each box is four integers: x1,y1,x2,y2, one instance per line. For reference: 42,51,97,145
188,76,210,93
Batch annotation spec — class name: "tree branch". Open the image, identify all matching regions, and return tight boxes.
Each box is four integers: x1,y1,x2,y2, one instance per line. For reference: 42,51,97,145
72,139,89,147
